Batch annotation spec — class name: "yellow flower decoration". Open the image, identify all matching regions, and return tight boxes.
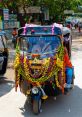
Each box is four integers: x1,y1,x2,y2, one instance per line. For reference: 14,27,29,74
56,57,63,68
14,45,65,93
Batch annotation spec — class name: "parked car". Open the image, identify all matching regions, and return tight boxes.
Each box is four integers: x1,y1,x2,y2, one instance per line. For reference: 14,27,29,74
0,31,8,76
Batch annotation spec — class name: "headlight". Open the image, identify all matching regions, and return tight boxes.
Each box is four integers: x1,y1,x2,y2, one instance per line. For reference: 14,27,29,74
32,87,39,94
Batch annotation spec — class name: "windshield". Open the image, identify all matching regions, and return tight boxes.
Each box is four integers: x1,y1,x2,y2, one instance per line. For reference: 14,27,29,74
19,35,61,59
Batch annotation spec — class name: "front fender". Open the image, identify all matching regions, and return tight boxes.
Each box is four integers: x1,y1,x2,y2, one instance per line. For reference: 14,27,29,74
31,87,42,100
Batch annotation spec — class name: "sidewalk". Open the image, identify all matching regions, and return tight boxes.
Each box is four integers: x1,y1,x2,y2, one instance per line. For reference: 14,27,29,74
7,40,15,69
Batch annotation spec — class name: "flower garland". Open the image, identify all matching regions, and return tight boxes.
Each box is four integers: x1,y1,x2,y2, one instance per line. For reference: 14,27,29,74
26,58,48,78
14,44,65,91
56,45,65,93
14,45,21,91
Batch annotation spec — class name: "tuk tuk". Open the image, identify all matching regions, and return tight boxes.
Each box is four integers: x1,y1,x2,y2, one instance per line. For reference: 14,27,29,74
14,24,74,114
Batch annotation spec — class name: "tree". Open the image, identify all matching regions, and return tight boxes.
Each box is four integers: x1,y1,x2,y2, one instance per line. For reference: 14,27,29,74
0,0,81,21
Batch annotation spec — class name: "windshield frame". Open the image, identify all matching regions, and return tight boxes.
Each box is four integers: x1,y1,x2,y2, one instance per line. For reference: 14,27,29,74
18,34,62,59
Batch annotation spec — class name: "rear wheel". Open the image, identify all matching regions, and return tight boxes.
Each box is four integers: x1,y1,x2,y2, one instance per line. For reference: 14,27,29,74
32,99,41,115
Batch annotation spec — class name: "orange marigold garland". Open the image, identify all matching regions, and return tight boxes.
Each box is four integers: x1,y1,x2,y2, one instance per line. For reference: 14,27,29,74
14,45,65,92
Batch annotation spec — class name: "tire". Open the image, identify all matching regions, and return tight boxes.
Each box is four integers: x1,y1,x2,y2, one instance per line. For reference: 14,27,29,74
0,55,8,75
32,99,41,115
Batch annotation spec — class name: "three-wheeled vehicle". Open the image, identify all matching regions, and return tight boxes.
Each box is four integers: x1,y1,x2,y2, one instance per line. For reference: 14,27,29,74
14,24,74,114
0,31,8,76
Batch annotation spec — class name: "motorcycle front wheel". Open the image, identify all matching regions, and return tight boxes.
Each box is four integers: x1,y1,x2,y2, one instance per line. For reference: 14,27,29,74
32,99,42,115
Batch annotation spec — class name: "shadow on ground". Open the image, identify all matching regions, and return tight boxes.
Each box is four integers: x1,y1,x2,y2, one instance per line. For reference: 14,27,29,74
0,77,14,97
20,85,82,117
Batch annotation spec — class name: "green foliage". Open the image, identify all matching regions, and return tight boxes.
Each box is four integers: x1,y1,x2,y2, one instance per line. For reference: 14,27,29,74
0,0,82,21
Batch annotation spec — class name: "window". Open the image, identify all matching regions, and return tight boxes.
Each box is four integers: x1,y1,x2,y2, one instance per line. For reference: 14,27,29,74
0,36,4,49
2,35,7,47
19,37,28,51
